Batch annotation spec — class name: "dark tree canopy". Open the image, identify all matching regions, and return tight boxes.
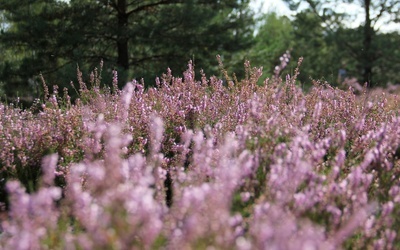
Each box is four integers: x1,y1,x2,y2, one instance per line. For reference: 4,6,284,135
283,0,400,86
1,0,400,100
0,0,255,100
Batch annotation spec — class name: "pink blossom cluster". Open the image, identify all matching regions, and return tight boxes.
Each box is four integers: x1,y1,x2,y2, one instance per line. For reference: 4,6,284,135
274,50,291,78
1,61,400,249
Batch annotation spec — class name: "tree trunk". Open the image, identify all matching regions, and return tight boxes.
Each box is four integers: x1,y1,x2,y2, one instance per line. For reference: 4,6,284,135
363,0,373,86
117,0,129,70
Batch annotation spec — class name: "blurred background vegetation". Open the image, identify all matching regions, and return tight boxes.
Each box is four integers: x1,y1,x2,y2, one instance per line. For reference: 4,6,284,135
0,0,399,105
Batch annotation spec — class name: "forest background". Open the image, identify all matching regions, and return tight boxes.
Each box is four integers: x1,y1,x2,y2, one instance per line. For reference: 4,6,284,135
0,0,400,105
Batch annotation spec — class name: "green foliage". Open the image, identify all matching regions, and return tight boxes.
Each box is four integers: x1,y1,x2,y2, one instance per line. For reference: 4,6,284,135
290,10,342,86
283,0,400,87
248,12,294,82
0,0,255,101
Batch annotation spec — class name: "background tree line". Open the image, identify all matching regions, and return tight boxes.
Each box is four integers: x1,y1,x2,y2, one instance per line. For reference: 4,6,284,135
0,0,399,104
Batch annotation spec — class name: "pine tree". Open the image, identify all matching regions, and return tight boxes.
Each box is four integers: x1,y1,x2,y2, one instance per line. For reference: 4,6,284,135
0,0,255,100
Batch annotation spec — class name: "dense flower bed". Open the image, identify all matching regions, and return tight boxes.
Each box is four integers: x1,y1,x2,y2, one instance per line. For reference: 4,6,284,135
1,61,400,249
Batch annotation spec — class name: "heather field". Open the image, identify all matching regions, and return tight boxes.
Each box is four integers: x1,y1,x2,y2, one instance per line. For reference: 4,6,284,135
2,60,400,249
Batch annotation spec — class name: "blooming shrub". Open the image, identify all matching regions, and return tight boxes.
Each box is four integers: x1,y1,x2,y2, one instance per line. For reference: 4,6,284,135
1,59,400,249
